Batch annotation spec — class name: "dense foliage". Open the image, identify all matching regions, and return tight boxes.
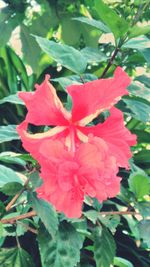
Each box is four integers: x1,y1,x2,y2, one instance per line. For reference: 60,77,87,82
0,0,150,266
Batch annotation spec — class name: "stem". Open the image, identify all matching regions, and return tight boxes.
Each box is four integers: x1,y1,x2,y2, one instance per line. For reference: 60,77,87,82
99,211,140,216
100,47,120,78
16,231,21,248
17,221,38,234
80,75,85,84
0,209,140,225
0,210,37,224
5,178,30,212
131,1,150,26
100,1,150,78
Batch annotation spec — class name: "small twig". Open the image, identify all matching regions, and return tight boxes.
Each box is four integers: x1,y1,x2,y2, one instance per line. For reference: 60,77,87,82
100,1,150,79
100,47,120,78
11,200,27,209
0,210,37,224
99,211,140,216
131,1,150,26
80,75,85,84
5,193,23,212
15,227,21,248
5,178,30,212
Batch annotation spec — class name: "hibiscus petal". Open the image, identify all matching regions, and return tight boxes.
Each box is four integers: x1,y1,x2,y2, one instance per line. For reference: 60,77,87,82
38,167,84,218
79,107,136,168
67,67,130,124
49,186,83,218
36,135,121,217
76,137,121,202
58,161,79,191
19,75,70,126
76,138,108,168
105,176,121,198
39,139,70,163
17,121,67,162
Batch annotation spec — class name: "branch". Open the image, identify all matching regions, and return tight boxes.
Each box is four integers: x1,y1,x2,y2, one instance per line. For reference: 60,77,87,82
99,211,140,216
0,209,140,226
0,210,37,224
80,75,85,84
100,1,150,78
132,1,150,26
100,47,120,78
5,178,30,212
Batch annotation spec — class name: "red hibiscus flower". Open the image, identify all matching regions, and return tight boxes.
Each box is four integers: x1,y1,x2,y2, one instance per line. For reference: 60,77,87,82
17,67,136,218
36,137,121,218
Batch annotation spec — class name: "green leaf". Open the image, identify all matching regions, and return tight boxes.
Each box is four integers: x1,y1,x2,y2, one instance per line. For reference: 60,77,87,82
98,215,120,233
129,25,150,39
20,24,41,73
123,36,150,64
129,172,150,199
0,237,5,248
81,47,107,63
71,219,88,239
38,221,83,267
72,17,110,33
29,171,43,190
131,130,150,144
1,213,28,237
0,152,26,166
93,226,116,267
137,202,150,218
0,94,24,105
0,125,20,143
92,198,103,211
141,48,150,64
123,97,150,123
128,82,150,101
138,220,150,247
123,36,150,50
19,154,37,165
0,165,23,187
0,223,3,237
2,223,27,238
29,193,58,237
53,74,97,90
34,36,87,74
0,201,5,217
135,75,150,88
134,150,150,166
66,94,72,111
0,247,35,267
84,210,99,224
114,257,134,267
0,7,18,46
7,47,29,90
94,0,129,40
52,77,81,90
0,182,23,196
61,16,100,48
0,47,18,93
29,4,58,35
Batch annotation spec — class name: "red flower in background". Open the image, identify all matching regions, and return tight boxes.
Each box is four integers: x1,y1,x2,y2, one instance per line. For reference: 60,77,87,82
17,67,136,218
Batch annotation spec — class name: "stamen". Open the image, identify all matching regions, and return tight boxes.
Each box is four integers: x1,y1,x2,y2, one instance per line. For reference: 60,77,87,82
70,126,76,153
